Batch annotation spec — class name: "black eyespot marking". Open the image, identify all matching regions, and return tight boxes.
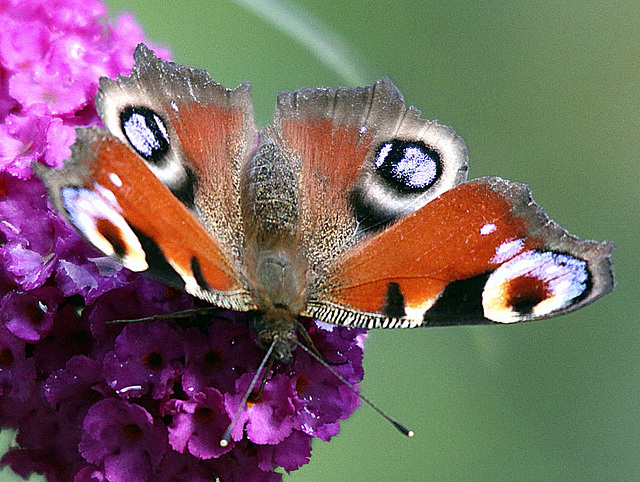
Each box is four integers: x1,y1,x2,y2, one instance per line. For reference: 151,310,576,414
349,139,445,233
96,218,128,258
120,106,170,163
191,256,211,292
382,282,406,318
374,139,442,193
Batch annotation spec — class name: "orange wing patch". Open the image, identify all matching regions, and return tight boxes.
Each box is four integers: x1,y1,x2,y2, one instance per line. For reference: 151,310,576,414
89,137,242,293
316,179,540,315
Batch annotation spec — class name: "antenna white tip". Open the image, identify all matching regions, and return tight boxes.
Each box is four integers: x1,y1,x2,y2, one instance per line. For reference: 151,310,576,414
220,439,229,447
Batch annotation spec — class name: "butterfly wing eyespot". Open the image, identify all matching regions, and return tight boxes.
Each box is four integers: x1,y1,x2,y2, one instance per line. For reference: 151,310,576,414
59,185,148,273
119,105,170,163
117,104,202,209
372,139,443,193
348,137,448,234
482,250,593,323
351,123,466,233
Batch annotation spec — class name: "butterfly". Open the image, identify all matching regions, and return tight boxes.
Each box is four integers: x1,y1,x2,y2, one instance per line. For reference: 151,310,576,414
36,44,614,365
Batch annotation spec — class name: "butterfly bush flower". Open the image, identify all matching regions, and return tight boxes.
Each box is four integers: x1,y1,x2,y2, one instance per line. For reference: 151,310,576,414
0,1,365,480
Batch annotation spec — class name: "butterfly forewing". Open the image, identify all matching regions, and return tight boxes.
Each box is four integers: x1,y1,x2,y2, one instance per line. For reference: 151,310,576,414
305,177,613,328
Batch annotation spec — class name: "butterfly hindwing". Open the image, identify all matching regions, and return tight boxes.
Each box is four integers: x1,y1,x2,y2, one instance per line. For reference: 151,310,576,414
270,78,469,280
95,44,257,267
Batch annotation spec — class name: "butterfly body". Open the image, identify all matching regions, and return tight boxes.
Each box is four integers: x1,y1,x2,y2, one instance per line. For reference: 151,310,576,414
35,45,614,362
240,138,309,361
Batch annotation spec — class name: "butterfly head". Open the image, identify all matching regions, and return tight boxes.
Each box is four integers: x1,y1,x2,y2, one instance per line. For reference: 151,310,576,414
253,307,298,364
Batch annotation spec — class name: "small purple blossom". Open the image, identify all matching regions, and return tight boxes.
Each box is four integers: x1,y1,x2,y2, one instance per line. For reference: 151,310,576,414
182,321,263,395
0,323,37,416
165,387,233,459
256,429,312,472
0,175,60,290
226,372,297,445
79,399,169,482
0,1,367,480
104,322,185,399
1,285,61,341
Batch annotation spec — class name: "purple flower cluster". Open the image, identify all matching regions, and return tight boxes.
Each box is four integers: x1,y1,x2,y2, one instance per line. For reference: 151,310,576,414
0,1,365,480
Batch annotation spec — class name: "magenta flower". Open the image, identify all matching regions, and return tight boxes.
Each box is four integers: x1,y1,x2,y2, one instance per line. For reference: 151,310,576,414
0,1,366,480
79,399,169,482
225,373,297,445
165,387,233,459
104,321,186,400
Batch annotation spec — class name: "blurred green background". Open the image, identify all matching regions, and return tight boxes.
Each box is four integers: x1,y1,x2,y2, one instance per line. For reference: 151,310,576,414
5,0,638,480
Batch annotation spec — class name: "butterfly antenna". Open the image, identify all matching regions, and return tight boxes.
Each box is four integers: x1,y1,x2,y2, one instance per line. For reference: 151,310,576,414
219,339,276,447
295,341,414,438
107,306,220,324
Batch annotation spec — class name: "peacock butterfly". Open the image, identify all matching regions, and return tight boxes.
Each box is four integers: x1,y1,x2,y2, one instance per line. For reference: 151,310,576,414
35,44,614,367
